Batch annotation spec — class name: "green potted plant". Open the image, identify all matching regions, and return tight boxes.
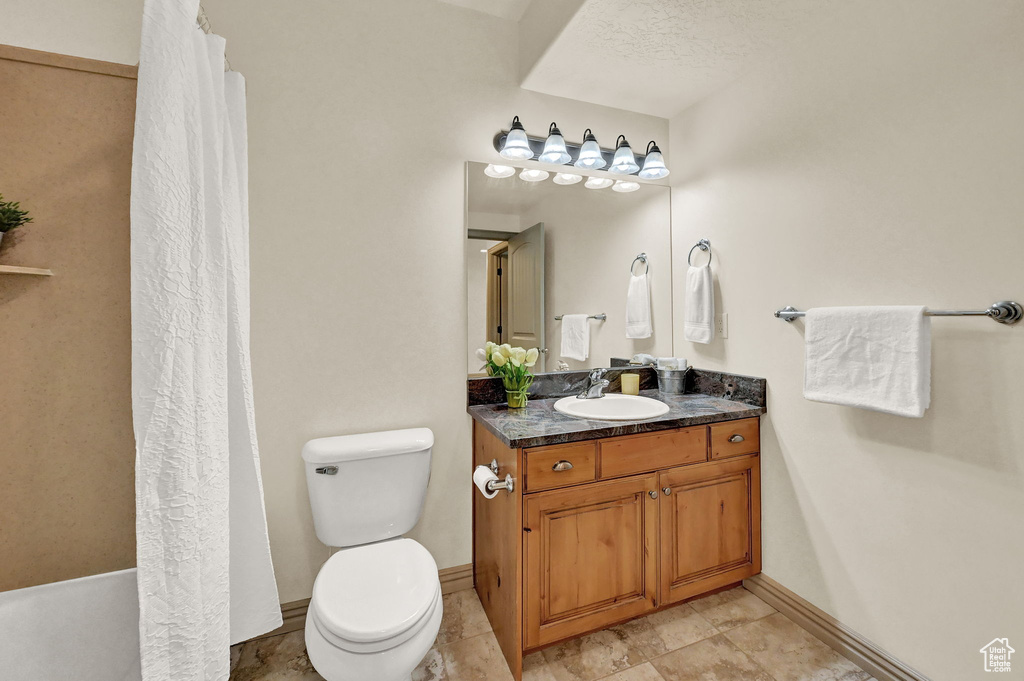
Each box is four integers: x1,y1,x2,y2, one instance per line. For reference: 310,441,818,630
478,342,539,408
0,194,33,248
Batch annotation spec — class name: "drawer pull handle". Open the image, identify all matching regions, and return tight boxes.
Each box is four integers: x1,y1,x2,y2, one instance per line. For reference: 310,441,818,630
662,487,672,495
551,460,574,472
728,434,745,443
649,490,659,499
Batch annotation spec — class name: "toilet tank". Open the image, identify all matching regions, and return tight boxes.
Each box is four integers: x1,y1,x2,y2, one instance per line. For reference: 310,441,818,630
302,428,433,548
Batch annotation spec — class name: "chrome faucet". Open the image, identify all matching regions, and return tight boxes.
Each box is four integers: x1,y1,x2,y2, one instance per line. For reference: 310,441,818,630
578,368,611,399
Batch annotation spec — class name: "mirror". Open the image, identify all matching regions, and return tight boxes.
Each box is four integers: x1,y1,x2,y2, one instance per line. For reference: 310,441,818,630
465,161,672,375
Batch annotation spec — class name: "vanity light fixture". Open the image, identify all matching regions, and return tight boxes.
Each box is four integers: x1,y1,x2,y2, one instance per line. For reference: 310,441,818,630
574,129,607,170
611,180,640,193
552,172,583,185
584,177,614,189
499,116,534,160
483,164,516,178
493,118,668,177
538,123,572,165
609,135,640,175
519,168,550,182
638,141,669,179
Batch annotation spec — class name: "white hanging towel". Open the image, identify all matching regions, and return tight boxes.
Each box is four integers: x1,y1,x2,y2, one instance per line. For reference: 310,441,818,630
625,273,652,339
683,265,714,343
804,306,931,418
560,314,590,361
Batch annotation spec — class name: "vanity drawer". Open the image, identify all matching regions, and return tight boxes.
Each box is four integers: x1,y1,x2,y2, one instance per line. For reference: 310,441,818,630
599,427,707,479
710,418,760,460
524,442,598,492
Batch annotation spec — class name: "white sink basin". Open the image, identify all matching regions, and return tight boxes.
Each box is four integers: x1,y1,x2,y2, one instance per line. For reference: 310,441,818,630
554,394,670,421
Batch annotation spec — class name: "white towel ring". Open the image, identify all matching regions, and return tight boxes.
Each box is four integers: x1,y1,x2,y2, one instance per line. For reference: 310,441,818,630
631,253,649,276
687,239,712,266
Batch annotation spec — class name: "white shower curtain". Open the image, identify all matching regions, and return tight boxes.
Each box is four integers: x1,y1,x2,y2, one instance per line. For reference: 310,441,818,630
131,1,281,678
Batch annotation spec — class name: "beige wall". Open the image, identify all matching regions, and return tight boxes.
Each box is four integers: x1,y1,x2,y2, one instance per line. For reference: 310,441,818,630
212,0,668,603
669,2,1023,678
0,0,140,65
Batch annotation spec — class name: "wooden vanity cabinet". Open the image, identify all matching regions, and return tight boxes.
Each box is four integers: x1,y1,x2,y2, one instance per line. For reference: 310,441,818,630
658,456,760,605
472,417,762,680
524,474,658,648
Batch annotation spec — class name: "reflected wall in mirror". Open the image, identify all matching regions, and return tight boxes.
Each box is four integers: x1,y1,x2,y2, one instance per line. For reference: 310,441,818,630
465,161,672,375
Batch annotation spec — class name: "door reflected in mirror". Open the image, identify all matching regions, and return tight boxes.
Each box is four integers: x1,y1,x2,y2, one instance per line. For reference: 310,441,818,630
466,161,672,376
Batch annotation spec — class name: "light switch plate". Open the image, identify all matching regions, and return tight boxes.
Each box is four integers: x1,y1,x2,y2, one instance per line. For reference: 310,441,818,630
716,313,729,339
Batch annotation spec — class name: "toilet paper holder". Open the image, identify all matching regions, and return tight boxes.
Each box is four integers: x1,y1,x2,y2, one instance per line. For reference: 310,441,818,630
485,459,515,494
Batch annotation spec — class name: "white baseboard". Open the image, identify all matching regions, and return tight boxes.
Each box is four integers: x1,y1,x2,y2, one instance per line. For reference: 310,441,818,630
743,574,931,681
245,563,475,644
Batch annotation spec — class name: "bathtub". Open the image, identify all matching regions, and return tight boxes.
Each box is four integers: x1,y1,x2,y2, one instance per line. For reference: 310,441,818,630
0,568,141,680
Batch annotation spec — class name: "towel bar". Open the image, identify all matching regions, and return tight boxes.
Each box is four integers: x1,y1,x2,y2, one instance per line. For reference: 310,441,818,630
554,314,607,321
774,301,1022,325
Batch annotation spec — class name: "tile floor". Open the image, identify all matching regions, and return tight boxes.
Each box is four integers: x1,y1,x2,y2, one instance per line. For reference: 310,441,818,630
229,586,875,681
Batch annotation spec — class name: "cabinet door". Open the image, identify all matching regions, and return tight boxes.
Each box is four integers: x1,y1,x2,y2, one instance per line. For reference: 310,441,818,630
525,475,658,648
659,456,761,605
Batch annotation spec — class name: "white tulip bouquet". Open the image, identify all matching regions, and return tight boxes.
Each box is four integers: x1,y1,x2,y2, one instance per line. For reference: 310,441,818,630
476,342,539,408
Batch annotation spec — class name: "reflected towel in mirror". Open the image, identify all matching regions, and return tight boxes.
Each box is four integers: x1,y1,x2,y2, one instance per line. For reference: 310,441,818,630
560,314,590,361
625,273,652,339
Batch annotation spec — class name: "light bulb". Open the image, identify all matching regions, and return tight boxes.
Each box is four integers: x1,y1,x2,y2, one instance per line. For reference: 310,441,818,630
519,168,550,182
484,164,515,178
638,141,670,179
499,116,533,160
538,122,571,165
609,135,640,175
584,177,614,189
553,173,583,185
574,128,607,170
612,180,640,193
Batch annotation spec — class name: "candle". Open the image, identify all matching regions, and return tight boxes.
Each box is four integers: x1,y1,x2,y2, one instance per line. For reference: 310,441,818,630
621,373,640,395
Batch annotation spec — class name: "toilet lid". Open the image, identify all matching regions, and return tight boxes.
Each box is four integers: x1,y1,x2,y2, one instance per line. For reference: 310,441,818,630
312,538,440,645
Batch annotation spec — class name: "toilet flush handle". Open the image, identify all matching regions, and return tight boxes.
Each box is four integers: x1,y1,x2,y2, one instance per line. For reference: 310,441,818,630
315,466,338,475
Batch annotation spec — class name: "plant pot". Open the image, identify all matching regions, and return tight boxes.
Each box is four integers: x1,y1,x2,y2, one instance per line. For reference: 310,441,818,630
506,388,529,409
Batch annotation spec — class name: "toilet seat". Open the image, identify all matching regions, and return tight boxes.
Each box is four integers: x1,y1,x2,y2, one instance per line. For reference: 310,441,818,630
310,538,440,654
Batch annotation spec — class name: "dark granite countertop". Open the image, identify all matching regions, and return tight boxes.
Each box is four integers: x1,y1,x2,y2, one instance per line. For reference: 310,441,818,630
468,388,766,449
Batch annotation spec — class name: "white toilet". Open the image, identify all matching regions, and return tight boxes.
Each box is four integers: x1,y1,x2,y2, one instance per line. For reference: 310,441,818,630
301,428,442,681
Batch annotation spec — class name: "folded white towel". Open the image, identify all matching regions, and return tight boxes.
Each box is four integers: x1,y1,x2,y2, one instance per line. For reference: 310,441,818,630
656,357,688,371
625,273,652,339
684,265,714,344
804,306,931,418
560,314,590,362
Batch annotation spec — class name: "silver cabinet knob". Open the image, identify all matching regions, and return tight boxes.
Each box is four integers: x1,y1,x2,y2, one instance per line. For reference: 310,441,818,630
552,460,574,472
649,490,658,499
728,434,745,443
662,487,672,495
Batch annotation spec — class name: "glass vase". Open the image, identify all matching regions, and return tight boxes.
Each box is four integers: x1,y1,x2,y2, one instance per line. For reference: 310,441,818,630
506,388,529,409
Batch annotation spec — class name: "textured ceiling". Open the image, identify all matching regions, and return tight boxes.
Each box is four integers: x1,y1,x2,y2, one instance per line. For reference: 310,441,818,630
521,0,841,118
436,0,534,22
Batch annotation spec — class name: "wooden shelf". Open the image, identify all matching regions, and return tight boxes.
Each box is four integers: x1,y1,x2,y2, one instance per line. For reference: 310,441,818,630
0,265,54,276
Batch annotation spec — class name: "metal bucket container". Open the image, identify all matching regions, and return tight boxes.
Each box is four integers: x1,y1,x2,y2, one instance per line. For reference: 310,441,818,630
657,368,690,394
